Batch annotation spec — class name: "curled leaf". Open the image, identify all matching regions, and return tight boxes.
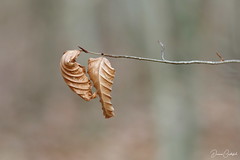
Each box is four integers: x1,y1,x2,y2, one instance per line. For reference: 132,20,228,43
88,57,115,118
60,50,96,101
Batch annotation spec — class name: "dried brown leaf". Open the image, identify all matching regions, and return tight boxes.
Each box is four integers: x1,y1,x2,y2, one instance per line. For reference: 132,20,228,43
88,57,115,118
60,50,96,101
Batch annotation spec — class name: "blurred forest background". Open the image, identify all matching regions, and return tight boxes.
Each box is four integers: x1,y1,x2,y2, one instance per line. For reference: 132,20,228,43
0,0,240,160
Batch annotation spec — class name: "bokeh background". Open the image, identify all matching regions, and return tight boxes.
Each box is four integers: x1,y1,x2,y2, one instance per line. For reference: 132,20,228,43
0,0,240,160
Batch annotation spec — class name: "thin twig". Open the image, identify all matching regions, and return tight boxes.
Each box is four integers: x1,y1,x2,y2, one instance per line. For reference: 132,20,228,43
158,40,165,60
78,46,240,65
216,52,225,61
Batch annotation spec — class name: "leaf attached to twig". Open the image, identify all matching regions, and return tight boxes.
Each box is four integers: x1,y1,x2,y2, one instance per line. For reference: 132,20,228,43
60,50,96,101
88,57,115,118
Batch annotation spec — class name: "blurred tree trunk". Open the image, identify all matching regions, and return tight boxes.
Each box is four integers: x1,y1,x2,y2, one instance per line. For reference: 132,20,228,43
149,1,201,160
15,0,64,114
233,0,240,56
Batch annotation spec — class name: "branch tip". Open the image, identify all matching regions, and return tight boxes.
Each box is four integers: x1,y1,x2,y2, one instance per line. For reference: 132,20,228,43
78,46,89,53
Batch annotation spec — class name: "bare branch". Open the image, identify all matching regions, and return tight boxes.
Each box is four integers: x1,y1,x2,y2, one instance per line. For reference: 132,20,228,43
78,46,240,65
